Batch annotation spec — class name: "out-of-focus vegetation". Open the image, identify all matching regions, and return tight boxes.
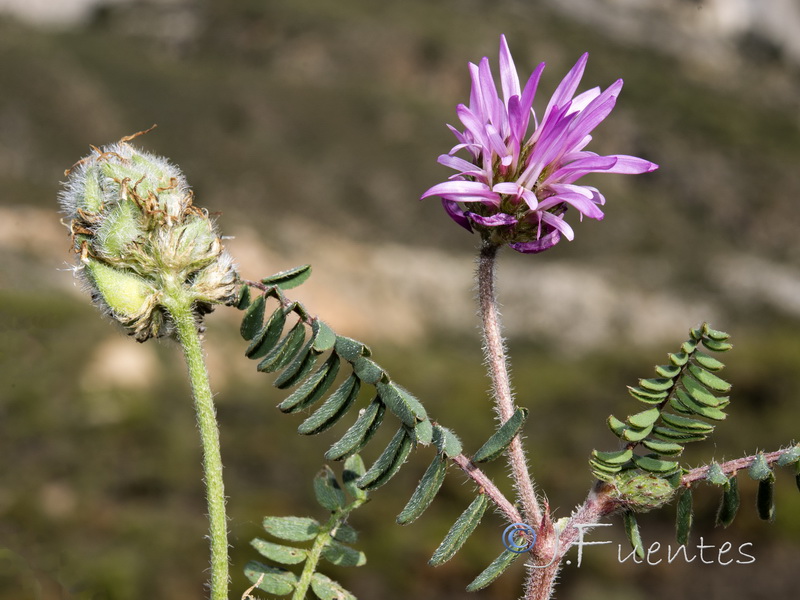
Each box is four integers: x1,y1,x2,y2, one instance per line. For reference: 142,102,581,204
1,1,798,599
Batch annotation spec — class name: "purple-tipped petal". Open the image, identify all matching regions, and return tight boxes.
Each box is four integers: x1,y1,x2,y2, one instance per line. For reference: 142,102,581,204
427,38,656,252
421,180,499,202
498,34,521,103
603,155,659,174
543,53,588,120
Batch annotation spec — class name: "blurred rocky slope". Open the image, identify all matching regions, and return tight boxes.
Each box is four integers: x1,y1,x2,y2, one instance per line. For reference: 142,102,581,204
2,0,800,353
1,2,799,600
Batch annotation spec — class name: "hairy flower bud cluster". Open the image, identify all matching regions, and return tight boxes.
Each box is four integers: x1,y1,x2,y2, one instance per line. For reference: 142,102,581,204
610,471,677,512
60,142,238,341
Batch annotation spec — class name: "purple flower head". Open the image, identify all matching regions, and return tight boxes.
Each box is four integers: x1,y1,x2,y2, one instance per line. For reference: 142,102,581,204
421,36,658,253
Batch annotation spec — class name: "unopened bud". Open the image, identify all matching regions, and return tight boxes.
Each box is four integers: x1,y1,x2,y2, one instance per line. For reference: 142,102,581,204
60,141,238,341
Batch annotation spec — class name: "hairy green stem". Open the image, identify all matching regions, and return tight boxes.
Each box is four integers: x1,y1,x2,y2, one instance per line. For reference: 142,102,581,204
477,241,542,526
168,297,229,600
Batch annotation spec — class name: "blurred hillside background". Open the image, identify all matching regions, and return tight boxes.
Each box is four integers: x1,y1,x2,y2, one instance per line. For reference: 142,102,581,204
1,0,798,599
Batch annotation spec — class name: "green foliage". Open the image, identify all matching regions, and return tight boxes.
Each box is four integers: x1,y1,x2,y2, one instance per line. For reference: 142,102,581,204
590,323,733,483
472,407,528,463
429,493,489,567
465,548,523,592
246,456,368,600
239,273,441,497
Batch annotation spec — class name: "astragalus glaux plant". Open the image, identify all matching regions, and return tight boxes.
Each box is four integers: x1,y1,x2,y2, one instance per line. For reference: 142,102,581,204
58,37,798,600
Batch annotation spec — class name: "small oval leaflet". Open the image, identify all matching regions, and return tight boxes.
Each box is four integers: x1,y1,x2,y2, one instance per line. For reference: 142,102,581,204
623,511,644,560
357,427,413,491
240,294,266,340
273,340,318,389
396,453,448,525
353,356,385,385
465,548,522,592
310,573,356,600
245,305,288,359
715,476,740,528
278,352,340,414
262,516,321,542
325,399,385,461
341,454,367,501
757,476,775,521
321,539,367,567
297,375,361,435
261,264,312,290
314,465,347,512
250,538,307,565
675,487,693,545
257,320,307,373
473,407,528,463
432,424,463,458
244,560,298,596
429,493,489,566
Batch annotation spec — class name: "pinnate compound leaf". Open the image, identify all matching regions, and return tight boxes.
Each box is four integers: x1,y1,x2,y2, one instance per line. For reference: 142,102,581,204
262,516,321,542
261,264,312,290
429,493,489,566
314,465,347,512
244,560,298,596
250,538,307,565
465,548,522,592
473,407,528,463
310,573,356,600
240,294,266,340
357,427,413,491
325,399,385,461
397,453,448,525
321,539,367,567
